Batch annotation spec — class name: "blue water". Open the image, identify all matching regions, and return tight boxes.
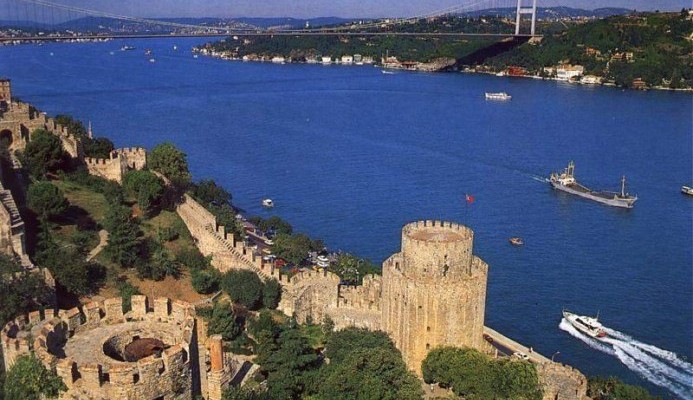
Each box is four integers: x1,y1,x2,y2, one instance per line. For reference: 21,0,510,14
1,38,691,398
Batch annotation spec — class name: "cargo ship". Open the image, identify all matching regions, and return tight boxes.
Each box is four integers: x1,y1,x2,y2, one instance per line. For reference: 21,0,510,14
549,161,637,209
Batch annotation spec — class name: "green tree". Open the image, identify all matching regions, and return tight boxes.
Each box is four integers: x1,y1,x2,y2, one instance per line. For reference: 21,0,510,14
191,268,221,294
262,278,281,309
331,253,380,283
271,233,322,266
22,129,66,177
3,354,66,400
318,347,422,400
176,247,211,270
259,327,320,400
26,181,68,222
422,346,542,400
221,269,264,310
0,255,52,327
222,387,266,400
103,205,140,267
324,327,397,365
587,376,659,400
148,142,191,188
207,301,242,341
122,170,164,217
54,115,114,158
191,179,231,206
35,242,90,296
249,216,293,236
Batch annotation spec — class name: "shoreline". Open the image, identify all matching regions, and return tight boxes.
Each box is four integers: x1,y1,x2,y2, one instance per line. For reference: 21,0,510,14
196,51,693,93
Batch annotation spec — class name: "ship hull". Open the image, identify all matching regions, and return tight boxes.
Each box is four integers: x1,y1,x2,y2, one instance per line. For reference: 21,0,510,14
562,311,608,339
550,181,636,208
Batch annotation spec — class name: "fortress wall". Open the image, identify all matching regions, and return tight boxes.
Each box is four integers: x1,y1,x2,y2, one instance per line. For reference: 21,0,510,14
337,274,382,310
84,155,127,182
112,147,147,170
538,362,590,400
176,194,281,281
2,297,198,400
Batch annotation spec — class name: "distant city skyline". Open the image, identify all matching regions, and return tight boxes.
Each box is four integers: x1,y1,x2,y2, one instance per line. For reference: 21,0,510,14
0,0,689,21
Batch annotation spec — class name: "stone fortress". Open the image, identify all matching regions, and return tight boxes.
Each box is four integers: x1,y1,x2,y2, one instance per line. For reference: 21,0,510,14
0,77,588,399
1,296,237,400
177,196,590,400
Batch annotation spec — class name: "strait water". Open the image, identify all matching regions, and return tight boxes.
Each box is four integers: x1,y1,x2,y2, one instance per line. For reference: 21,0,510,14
1,38,692,398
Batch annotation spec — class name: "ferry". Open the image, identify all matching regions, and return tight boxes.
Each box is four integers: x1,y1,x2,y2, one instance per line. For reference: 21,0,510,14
549,161,637,209
562,310,608,339
262,199,274,208
682,186,693,196
485,92,511,100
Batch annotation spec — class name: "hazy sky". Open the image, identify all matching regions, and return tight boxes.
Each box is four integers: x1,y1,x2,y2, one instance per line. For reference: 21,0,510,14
3,0,690,19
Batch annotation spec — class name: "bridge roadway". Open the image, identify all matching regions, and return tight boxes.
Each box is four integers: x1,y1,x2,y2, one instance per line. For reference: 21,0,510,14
0,32,537,42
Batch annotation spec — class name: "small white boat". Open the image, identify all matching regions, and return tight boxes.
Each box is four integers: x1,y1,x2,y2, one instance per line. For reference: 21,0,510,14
509,237,524,246
682,186,693,196
173,45,178,51
149,58,156,63
193,54,199,59
381,70,395,75
485,92,511,101
262,199,274,208
563,310,608,339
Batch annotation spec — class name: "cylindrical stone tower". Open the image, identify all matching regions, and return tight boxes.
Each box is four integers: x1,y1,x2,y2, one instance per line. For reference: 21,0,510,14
381,220,489,375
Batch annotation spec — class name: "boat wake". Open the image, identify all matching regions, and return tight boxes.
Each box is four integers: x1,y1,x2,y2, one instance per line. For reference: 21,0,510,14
559,319,693,399
530,175,550,183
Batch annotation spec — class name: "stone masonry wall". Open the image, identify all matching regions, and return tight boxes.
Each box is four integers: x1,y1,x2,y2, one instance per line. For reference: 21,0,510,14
1,296,200,400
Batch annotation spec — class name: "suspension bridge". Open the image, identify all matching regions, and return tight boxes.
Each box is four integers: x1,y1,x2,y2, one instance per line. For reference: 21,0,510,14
0,0,548,42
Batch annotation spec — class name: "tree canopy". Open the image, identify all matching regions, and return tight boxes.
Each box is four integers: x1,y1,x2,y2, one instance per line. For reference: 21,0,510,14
587,376,660,400
148,142,191,188
221,269,264,310
3,354,66,400
422,346,542,400
122,170,164,217
271,233,323,266
26,181,68,221
207,301,243,341
103,204,140,267
0,254,52,327
22,129,67,177
190,179,231,206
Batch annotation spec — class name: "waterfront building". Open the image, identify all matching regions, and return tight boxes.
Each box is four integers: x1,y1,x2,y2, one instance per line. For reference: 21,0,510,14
341,55,354,64
321,56,332,65
555,64,585,81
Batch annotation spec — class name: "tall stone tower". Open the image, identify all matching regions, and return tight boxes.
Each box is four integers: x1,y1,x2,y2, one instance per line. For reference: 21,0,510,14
381,220,489,375
0,78,11,109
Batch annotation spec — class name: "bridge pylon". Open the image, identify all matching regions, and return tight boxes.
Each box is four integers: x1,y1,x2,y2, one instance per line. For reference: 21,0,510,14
515,0,538,36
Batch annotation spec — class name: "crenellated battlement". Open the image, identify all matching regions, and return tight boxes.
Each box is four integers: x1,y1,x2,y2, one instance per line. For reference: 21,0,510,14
1,296,198,399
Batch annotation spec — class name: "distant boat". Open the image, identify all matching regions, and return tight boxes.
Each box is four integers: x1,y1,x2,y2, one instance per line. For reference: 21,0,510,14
682,186,693,196
563,310,608,339
120,45,135,51
145,49,152,55
262,199,274,208
550,161,637,209
149,58,156,63
509,237,524,246
381,70,395,75
485,92,511,100
173,45,178,51
193,54,199,59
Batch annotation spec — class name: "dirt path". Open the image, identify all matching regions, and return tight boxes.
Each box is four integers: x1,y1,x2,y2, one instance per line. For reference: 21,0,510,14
86,230,109,261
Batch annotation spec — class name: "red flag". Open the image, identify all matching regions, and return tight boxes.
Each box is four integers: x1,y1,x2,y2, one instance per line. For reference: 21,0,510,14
465,194,475,204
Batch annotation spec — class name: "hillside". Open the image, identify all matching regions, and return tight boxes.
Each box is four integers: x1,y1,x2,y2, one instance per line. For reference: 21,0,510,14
484,11,693,88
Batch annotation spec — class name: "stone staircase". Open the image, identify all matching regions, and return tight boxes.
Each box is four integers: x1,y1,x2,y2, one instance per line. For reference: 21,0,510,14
203,224,271,280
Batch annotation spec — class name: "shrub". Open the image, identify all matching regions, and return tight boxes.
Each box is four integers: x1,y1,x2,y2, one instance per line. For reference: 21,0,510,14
221,270,264,310
191,268,221,294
